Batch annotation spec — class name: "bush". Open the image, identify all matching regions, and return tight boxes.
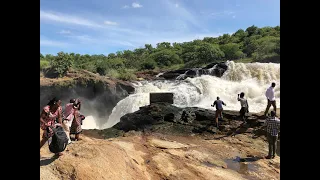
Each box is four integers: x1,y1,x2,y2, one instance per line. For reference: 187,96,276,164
50,52,74,77
40,60,50,71
118,71,137,81
117,69,137,81
105,69,120,78
141,58,157,70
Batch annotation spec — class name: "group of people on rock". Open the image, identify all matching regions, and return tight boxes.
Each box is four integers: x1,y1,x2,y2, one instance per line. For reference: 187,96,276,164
40,97,84,157
212,82,280,159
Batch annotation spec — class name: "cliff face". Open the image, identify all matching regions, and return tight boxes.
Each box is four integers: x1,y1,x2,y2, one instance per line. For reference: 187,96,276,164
40,70,135,127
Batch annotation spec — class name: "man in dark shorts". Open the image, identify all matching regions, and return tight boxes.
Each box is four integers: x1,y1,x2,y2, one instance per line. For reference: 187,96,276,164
264,82,277,117
211,97,226,127
237,92,249,122
264,111,280,159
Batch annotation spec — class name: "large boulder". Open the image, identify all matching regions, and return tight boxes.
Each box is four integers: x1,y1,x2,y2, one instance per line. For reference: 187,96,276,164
111,103,264,136
160,62,229,80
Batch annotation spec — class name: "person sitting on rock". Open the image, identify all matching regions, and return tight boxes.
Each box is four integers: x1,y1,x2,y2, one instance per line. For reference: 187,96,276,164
40,97,63,157
264,111,280,159
70,99,83,141
237,92,249,122
211,97,226,127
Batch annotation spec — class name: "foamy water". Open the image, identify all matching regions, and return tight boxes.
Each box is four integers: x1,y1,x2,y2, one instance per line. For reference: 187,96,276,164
97,61,280,129
82,115,99,129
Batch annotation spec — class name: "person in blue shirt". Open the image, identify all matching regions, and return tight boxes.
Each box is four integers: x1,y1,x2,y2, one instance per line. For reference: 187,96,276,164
211,97,226,127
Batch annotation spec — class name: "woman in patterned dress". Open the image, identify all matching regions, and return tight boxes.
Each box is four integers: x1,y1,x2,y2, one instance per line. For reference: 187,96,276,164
70,99,83,141
40,97,63,157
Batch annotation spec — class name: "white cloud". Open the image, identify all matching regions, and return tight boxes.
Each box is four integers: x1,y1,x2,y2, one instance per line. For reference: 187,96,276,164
40,39,69,47
67,35,95,43
210,11,236,19
175,3,179,8
104,21,118,26
132,2,143,8
122,5,130,9
58,30,71,34
40,10,145,36
67,34,135,47
40,10,101,28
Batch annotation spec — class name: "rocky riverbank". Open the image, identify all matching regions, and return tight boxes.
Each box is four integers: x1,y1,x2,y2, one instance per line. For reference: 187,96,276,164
40,103,280,180
97,103,280,139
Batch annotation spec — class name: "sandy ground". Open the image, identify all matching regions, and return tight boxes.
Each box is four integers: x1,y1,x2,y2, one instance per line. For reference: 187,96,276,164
40,128,280,180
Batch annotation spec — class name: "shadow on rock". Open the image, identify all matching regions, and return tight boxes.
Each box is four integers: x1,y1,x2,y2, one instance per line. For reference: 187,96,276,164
40,156,59,166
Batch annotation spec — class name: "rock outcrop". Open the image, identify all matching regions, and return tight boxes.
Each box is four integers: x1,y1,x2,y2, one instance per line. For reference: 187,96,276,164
100,103,274,139
160,62,228,80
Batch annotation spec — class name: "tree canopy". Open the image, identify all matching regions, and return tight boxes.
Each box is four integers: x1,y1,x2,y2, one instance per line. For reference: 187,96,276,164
40,25,280,80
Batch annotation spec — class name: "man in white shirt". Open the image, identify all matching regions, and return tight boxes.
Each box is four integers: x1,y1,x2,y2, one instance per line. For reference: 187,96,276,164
264,82,277,116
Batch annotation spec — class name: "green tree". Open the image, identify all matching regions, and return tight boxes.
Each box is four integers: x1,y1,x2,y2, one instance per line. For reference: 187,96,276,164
218,34,232,45
252,36,280,61
141,58,157,70
232,29,248,43
50,52,74,77
197,43,225,63
220,43,244,60
246,25,258,36
151,49,182,67
144,44,154,53
243,35,262,57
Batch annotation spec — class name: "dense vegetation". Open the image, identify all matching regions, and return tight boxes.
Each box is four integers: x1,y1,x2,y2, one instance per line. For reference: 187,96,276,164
40,25,280,80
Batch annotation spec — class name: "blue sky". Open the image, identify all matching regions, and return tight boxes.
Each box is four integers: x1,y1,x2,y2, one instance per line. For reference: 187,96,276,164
40,0,280,55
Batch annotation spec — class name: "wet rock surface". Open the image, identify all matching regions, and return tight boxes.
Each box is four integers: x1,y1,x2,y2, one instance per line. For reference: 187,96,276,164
160,62,229,80
102,103,270,138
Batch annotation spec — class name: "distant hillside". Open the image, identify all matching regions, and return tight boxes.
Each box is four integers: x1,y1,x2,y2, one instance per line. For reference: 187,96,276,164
40,25,280,80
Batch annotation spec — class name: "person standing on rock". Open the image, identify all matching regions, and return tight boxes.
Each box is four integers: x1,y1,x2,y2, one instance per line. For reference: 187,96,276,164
40,97,63,157
62,99,76,144
264,82,277,117
70,99,83,141
237,92,249,122
211,97,226,127
264,111,280,159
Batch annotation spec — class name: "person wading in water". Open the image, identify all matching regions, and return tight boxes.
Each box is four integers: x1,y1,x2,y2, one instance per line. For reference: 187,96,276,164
40,97,63,157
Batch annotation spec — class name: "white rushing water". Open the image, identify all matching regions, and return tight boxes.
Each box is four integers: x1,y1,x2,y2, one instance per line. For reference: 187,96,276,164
82,115,99,129
97,61,280,129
